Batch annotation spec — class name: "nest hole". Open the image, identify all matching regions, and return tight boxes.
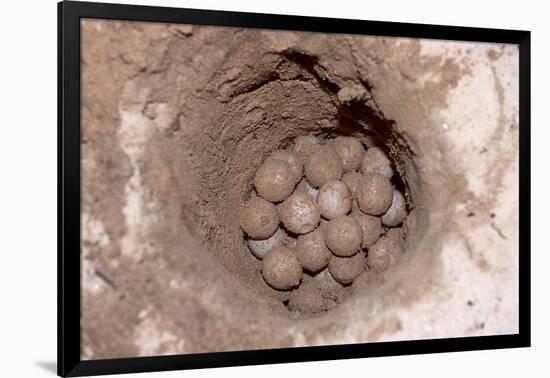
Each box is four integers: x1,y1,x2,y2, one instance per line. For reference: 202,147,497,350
178,53,425,318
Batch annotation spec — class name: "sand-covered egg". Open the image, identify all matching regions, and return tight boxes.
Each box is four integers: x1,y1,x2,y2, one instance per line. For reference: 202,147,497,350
351,208,382,247
328,252,366,284
342,171,364,198
262,246,303,290
332,136,365,172
288,281,325,313
247,227,285,259
240,195,279,239
361,146,393,178
366,230,404,273
268,149,304,184
325,215,363,257
293,135,320,164
279,189,321,234
304,145,343,188
356,172,393,215
254,159,296,202
296,228,331,272
382,189,408,227
317,181,352,220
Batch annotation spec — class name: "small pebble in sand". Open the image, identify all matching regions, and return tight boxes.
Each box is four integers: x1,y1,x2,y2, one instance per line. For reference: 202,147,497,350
304,145,343,188
279,190,320,234
296,228,331,272
247,228,285,259
382,189,408,227
268,149,304,184
240,195,279,239
254,159,296,202
325,215,363,257
288,281,326,313
317,181,352,220
262,246,303,290
356,172,393,215
329,252,366,284
332,136,365,172
361,146,393,178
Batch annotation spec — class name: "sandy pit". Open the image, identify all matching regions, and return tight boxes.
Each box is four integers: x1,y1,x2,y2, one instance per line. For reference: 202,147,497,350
80,19,519,358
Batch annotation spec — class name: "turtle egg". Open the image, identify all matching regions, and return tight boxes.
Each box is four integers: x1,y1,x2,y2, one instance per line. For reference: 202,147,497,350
356,173,393,216
317,181,352,220
254,159,296,202
279,190,321,234
361,146,393,178
332,136,365,172
247,228,285,259
382,189,408,227
262,246,303,290
268,149,304,184
325,215,363,257
240,195,279,239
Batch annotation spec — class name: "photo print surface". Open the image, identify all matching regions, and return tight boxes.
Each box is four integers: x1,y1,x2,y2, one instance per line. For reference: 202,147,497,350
80,19,519,359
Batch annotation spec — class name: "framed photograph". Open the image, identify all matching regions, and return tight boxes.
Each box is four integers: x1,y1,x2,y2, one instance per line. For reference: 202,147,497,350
58,1,530,376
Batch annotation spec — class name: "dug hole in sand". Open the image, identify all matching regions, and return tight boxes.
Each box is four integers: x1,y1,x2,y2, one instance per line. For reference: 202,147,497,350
80,19,519,358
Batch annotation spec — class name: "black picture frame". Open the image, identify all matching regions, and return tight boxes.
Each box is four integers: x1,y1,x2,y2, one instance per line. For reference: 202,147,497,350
58,1,531,376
